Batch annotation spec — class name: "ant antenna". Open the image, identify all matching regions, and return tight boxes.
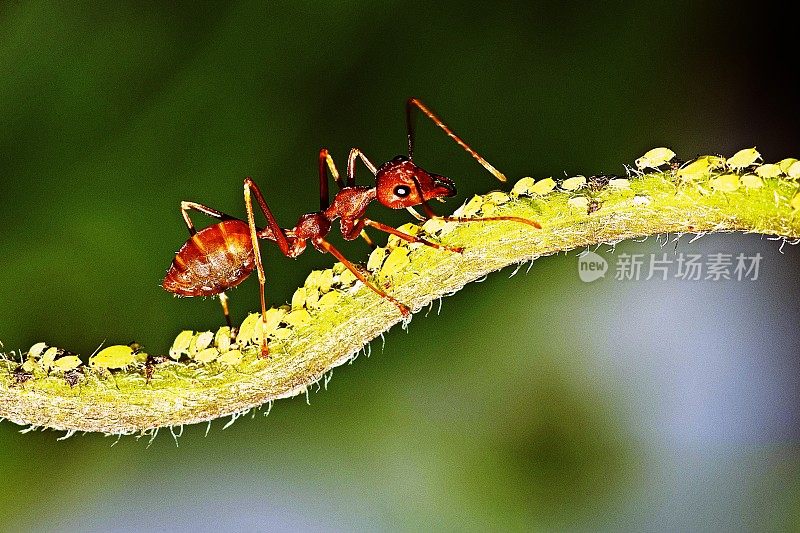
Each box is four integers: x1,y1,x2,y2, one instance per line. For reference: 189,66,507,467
406,98,508,182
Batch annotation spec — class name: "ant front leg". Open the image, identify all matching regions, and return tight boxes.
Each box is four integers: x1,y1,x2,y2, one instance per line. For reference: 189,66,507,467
406,97,507,182
243,177,294,358
417,196,541,230
362,218,464,254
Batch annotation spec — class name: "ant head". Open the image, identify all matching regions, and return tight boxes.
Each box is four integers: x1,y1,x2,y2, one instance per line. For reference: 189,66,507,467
375,155,456,209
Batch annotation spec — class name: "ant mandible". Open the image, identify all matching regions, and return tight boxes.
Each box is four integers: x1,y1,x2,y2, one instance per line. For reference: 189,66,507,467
162,98,541,357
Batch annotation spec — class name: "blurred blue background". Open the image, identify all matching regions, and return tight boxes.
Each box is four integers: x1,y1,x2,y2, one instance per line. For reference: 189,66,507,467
1,1,798,530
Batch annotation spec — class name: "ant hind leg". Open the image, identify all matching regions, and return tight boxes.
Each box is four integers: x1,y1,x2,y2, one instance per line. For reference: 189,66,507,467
218,292,232,330
180,201,231,235
243,177,296,358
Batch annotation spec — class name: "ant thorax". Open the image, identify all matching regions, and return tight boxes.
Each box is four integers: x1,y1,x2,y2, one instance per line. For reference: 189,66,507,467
324,186,376,221
293,212,331,241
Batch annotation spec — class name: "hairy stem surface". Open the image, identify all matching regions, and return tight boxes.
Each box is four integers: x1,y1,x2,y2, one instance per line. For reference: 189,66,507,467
2,156,799,435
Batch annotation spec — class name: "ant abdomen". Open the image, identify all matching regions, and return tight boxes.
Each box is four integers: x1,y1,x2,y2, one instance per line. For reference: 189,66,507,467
163,219,255,297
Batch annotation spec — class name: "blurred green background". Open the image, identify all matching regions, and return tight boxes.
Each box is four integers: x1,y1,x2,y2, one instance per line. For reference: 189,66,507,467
1,1,799,530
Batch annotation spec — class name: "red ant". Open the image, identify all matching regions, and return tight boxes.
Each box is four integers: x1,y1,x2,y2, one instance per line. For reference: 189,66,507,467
162,98,541,357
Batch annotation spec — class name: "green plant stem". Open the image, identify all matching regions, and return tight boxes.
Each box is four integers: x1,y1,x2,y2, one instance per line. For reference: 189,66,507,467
1,167,799,435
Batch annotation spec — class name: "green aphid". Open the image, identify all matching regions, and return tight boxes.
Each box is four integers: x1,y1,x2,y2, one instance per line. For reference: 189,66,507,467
21,358,41,373
635,147,676,169
318,269,334,294
367,247,388,272
284,309,311,327
41,347,59,370
710,174,740,192
458,195,484,217
778,158,798,174
381,247,410,276
237,313,261,345
263,308,287,337
189,331,214,357
510,177,535,197
90,345,135,370
561,176,586,191
480,202,498,216
52,356,82,372
338,268,358,287
238,309,286,345
291,287,307,310
421,217,457,236
676,158,714,181
214,327,232,353
28,342,48,360
217,349,243,366
317,290,341,309
701,155,727,168
420,217,445,233
607,178,631,190
787,161,800,179
727,148,761,170
194,347,220,364
740,174,764,189
304,287,320,308
754,164,782,179
304,270,322,289
169,330,194,360
483,191,510,205
567,196,589,211
530,177,556,195
386,223,421,248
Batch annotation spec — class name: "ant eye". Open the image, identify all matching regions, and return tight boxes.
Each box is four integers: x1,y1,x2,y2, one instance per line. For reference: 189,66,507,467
392,155,409,163
394,185,410,197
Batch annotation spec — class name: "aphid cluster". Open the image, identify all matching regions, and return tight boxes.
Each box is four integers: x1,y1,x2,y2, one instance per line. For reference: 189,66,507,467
509,146,800,216
162,98,542,357
9,341,150,388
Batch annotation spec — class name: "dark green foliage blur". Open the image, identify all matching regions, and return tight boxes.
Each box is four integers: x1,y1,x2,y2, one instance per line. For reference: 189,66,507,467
1,1,798,530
